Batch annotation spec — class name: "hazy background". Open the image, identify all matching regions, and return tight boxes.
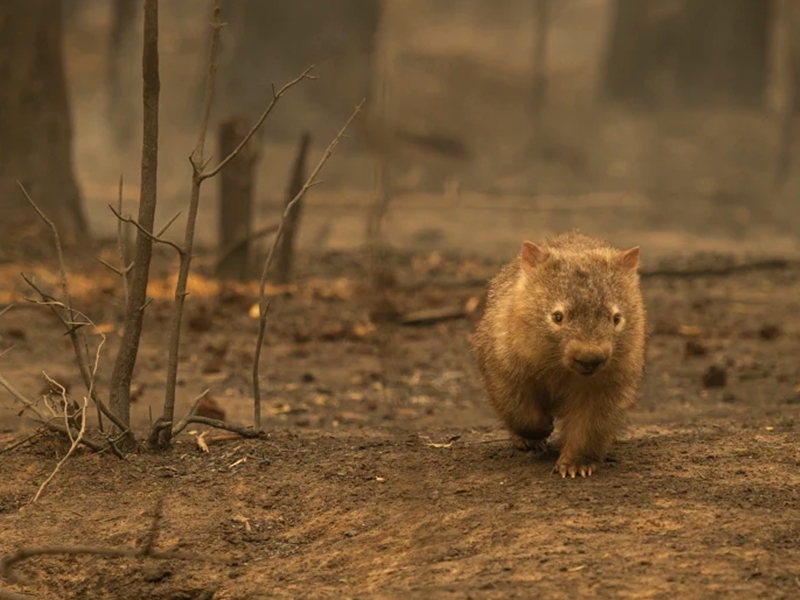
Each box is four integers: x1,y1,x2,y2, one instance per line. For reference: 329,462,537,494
63,0,800,266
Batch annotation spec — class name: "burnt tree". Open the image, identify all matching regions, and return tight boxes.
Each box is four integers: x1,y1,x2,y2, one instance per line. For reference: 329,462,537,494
603,0,772,109
0,0,89,248
208,0,380,145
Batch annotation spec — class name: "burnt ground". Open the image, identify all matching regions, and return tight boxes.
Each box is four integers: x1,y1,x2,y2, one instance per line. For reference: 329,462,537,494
1,243,799,600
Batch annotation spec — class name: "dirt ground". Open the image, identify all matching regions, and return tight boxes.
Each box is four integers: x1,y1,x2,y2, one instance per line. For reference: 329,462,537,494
1,242,800,600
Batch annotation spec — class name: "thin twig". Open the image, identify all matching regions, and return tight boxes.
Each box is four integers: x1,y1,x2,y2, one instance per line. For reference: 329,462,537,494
253,99,365,429
116,174,130,303
170,388,210,437
199,66,317,181
108,205,184,255
0,429,45,455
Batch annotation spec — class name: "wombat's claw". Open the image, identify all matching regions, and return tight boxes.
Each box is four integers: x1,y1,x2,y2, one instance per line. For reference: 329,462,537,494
554,461,597,479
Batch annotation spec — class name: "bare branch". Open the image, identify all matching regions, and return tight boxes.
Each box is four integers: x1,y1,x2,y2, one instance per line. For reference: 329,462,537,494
253,99,365,429
199,66,317,181
16,182,74,320
108,205,184,255
152,0,223,448
154,210,181,238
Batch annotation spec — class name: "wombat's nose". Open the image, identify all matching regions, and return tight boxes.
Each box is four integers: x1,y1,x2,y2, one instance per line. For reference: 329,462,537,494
573,355,606,375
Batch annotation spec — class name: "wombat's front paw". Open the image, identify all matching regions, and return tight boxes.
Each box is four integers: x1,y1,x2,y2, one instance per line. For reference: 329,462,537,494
553,458,598,479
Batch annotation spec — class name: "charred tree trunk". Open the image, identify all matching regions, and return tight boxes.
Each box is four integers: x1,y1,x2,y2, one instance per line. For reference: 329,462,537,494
274,132,311,285
216,117,258,281
0,0,89,251
674,0,771,108
211,0,380,146
107,0,139,151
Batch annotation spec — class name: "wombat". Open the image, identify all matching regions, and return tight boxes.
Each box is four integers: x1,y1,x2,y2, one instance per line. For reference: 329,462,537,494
471,230,646,478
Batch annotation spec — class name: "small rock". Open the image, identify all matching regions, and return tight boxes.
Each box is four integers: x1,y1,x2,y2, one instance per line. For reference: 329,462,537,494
702,365,727,388
188,306,213,333
301,372,316,383
684,339,707,357
758,324,781,341
196,395,226,421
142,567,172,583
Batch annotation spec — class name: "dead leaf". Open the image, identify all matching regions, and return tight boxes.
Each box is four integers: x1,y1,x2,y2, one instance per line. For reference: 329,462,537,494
196,431,209,453
232,514,252,532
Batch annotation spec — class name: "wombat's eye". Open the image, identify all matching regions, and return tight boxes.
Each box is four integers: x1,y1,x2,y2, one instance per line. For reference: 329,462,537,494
552,311,564,324
613,312,622,326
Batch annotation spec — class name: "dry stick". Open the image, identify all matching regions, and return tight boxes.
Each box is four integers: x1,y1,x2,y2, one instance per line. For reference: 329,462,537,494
16,185,126,455
253,100,366,429
107,0,160,449
274,132,312,284
30,395,88,504
117,174,130,303
153,4,315,448
0,501,211,589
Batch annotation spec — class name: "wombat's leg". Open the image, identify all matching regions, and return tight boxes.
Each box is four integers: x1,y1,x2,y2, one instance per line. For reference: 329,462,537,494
554,396,626,478
507,393,554,453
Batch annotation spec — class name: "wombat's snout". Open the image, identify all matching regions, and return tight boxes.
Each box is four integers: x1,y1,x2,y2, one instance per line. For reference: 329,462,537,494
566,344,611,376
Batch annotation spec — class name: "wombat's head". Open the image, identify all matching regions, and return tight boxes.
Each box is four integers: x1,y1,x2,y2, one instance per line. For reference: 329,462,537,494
517,239,643,377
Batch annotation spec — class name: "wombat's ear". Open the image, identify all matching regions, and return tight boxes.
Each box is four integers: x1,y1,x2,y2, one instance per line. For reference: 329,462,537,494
521,241,548,272
617,246,640,270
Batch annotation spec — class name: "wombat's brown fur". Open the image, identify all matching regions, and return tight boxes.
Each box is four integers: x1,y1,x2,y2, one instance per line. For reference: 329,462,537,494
471,230,646,478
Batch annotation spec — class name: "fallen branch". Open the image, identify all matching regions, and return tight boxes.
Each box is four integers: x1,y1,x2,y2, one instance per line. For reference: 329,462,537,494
401,306,467,327
253,99,365,429
0,429,45,456
0,500,212,591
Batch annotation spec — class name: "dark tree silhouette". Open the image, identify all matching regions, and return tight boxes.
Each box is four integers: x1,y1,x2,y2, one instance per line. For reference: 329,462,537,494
0,0,89,248
603,0,772,109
